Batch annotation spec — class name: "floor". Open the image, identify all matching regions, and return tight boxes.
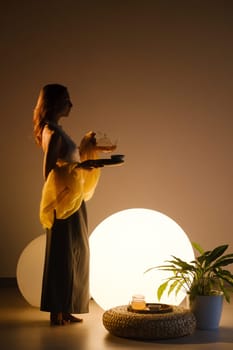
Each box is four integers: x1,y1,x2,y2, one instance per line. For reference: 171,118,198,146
0,287,233,350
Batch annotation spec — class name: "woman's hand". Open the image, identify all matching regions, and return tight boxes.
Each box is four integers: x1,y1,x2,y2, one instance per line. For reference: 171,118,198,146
79,131,99,162
79,131,117,163
79,131,97,155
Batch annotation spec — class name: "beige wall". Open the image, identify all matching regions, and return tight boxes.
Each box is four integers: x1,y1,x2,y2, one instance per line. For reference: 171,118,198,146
1,1,233,277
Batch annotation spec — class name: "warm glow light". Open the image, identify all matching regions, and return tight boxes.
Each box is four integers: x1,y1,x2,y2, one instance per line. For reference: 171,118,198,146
16,234,45,307
16,209,194,309
90,208,194,310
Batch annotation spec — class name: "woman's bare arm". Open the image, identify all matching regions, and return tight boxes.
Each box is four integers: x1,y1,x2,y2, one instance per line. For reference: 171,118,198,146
43,131,61,180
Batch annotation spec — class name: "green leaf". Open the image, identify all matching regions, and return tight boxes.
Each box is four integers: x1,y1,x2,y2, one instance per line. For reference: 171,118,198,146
206,245,229,265
144,266,157,274
217,273,233,286
197,252,210,265
192,242,204,254
213,254,233,267
168,280,180,296
213,257,233,269
170,256,195,271
219,284,230,303
157,281,169,301
175,281,184,296
218,269,233,279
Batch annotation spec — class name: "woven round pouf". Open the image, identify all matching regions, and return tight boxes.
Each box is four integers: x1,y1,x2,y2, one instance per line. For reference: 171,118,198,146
103,305,196,340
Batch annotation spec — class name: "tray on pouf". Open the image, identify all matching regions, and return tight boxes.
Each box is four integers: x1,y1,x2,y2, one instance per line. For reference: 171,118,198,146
127,303,173,314
103,304,196,340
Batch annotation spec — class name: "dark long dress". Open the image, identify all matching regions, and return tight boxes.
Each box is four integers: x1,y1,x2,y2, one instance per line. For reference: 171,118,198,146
40,201,90,313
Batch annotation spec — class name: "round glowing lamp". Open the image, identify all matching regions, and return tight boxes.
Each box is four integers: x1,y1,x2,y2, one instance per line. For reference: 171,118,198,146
16,234,46,307
90,208,194,310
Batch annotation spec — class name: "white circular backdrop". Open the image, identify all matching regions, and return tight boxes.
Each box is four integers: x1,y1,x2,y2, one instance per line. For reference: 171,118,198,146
90,208,194,310
16,234,46,307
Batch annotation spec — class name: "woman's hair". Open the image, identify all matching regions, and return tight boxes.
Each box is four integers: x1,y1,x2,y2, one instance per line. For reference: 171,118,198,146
33,83,68,145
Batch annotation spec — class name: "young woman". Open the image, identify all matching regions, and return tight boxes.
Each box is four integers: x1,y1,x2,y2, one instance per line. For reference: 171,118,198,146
33,83,113,325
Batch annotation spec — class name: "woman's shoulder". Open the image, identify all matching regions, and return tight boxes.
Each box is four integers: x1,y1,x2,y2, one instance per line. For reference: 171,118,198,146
42,123,56,139
41,123,59,151
43,121,64,140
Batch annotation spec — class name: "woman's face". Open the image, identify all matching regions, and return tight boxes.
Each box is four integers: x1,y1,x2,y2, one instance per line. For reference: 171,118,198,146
56,90,73,118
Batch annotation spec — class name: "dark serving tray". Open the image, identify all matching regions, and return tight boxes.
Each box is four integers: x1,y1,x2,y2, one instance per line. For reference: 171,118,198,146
78,154,125,169
127,303,173,314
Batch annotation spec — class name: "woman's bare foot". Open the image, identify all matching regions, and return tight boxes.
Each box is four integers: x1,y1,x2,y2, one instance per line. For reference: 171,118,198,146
63,313,83,323
50,312,67,326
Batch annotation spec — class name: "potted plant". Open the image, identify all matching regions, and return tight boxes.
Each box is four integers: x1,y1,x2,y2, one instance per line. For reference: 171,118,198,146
145,243,233,329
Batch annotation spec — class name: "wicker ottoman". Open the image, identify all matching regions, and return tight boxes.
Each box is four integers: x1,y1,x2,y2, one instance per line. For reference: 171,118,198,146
103,305,196,340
